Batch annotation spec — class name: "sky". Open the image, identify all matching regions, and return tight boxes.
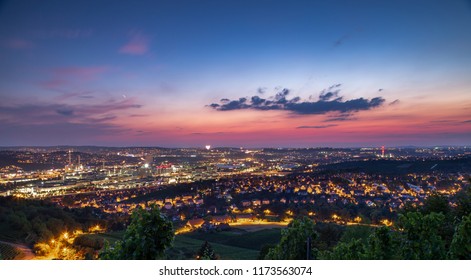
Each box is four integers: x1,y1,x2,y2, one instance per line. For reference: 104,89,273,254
0,0,470,148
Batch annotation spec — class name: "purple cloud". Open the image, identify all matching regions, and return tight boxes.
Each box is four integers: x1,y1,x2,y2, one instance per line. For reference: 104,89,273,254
36,28,93,39
0,122,130,146
119,33,150,55
0,98,142,126
324,113,356,122
208,86,386,115
39,66,109,91
297,124,338,129
39,79,69,90
52,66,109,81
4,39,34,50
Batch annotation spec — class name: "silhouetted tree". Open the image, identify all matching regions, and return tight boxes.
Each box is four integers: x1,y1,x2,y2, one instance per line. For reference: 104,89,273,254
313,223,344,251
100,205,174,259
265,217,318,260
339,225,373,245
366,226,398,259
196,241,218,260
448,213,471,259
258,244,275,260
320,238,366,260
453,185,471,223
398,212,446,259
421,194,450,215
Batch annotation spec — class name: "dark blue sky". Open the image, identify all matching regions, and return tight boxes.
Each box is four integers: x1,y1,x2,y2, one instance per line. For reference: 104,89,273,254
1,0,470,147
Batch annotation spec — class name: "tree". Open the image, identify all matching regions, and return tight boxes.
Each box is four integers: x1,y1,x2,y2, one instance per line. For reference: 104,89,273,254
421,194,450,216
398,212,446,259
339,225,372,245
420,194,455,247
265,217,318,260
258,244,275,260
366,226,398,260
320,238,367,260
196,241,218,260
453,185,471,223
100,204,174,259
448,213,471,259
314,223,344,251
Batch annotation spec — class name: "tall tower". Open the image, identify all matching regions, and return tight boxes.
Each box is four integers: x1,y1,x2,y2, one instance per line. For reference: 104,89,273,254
65,150,73,172
381,146,385,158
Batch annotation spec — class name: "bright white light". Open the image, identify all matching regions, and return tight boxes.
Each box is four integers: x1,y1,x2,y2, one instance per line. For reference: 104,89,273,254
205,145,211,150
144,163,149,168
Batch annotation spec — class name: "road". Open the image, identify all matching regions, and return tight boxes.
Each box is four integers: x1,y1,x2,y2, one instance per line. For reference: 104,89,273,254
0,240,35,260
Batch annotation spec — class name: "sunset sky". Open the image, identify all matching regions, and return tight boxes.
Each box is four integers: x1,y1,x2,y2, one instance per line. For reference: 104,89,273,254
1,0,470,147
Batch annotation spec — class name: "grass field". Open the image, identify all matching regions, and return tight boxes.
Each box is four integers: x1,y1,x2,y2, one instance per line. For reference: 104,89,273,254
94,231,126,244
169,235,260,260
184,228,282,250
168,227,282,259
95,226,282,260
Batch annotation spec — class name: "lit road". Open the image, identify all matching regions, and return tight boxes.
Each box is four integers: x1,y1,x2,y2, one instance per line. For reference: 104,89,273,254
0,240,35,260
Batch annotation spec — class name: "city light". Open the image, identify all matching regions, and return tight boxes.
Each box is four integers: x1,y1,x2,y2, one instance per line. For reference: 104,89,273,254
381,219,393,227
353,216,362,223
1,145,468,260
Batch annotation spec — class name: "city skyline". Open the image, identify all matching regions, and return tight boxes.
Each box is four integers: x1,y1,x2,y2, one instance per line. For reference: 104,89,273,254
1,0,470,147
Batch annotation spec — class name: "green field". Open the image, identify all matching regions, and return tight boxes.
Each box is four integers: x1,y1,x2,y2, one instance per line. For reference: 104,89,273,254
96,227,282,260
169,235,260,259
185,228,282,250
168,227,282,260
94,231,126,244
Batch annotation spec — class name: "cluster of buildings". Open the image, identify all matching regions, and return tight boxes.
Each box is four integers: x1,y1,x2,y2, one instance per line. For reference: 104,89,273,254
35,169,467,230
0,146,469,229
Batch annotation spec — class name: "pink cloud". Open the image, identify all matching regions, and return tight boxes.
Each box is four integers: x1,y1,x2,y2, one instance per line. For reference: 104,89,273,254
52,66,109,81
39,79,69,90
0,98,142,127
55,91,96,101
49,29,92,39
5,39,34,49
36,28,93,39
39,66,109,90
119,34,150,55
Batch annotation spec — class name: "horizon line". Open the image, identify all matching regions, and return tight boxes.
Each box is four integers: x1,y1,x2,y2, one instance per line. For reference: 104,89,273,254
0,145,469,149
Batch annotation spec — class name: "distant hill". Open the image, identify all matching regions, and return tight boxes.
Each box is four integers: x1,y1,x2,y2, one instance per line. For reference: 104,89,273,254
0,151,55,171
317,157,471,175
